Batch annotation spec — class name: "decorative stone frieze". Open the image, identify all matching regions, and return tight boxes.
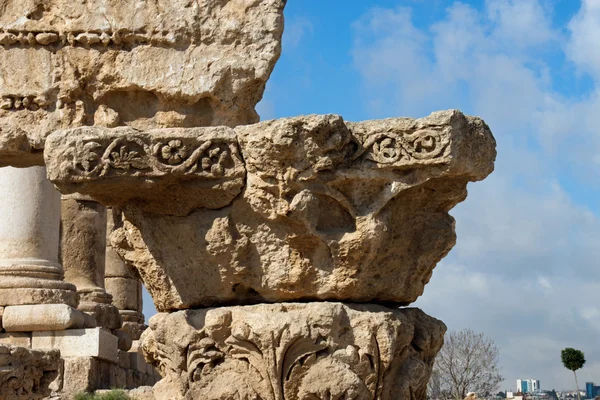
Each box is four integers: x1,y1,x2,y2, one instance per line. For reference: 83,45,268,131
142,303,446,400
0,0,286,168
46,127,245,215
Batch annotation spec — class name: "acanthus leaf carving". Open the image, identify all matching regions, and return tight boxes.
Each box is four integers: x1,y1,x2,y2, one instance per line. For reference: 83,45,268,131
143,304,446,400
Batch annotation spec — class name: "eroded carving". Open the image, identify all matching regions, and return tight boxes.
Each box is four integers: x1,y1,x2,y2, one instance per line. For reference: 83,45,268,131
0,0,286,167
359,128,450,166
45,126,245,215
142,303,446,400
0,30,186,48
0,345,61,400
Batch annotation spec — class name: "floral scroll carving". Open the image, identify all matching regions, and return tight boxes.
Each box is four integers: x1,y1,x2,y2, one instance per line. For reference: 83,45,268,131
44,126,246,215
358,128,451,167
65,135,239,180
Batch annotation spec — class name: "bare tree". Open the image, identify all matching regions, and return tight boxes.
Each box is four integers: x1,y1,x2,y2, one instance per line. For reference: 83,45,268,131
428,329,503,400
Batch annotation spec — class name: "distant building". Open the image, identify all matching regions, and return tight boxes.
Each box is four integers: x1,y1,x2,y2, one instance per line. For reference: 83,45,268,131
517,379,541,393
586,382,600,399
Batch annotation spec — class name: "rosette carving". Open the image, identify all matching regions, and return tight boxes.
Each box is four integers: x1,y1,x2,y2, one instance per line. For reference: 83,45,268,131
44,126,246,215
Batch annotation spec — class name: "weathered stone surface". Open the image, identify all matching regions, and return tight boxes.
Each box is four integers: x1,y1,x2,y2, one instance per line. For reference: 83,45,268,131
114,329,133,352
78,302,122,331
61,197,123,329
106,208,146,338
53,110,496,310
0,332,31,348
128,386,156,400
61,357,99,395
0,0,286,167
60,198,107,294
0,344,61,400
3,304,85,332
105,278,141,314
45,127,246,215
142,303,445,400
32,328,118,363
121,320,147,342
61,356,127,395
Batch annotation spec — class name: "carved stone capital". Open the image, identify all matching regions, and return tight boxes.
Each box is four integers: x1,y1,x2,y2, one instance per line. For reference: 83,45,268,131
142,303,446,400
51,111,494,310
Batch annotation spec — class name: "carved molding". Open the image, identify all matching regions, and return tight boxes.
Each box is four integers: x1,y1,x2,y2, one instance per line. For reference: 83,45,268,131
45,126,246,215
357,128,451,167
0,30,186,48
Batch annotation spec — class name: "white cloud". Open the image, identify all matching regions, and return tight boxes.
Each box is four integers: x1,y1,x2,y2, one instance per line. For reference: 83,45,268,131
486,0,556,48
568,0,600,81
353,0,600,390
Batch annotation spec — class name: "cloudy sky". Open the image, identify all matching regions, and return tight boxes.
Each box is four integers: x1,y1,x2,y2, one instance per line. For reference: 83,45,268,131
145,0,600,392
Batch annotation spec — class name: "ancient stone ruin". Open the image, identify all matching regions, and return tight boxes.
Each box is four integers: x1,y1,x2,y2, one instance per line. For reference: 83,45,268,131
0,1,496,399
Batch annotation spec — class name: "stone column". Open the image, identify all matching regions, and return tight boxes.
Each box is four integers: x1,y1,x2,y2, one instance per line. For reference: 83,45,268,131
61,197,122,329
0,166,78,308
105,209,145,340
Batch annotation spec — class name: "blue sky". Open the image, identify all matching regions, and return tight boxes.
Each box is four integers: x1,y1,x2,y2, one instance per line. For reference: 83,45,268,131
142,0,600,391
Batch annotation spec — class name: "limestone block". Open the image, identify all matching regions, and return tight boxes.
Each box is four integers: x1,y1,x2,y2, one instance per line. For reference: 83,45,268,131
32,328,118,363
0,0,286,167
46,111,496,310
62,357,100,394
3,304,85,332
0,344,61,400
142,303,446,400
79,301,122,331
109,365,127,389
0,284,78,308
83,312,98,329
117,350,130,369
45,127,246,215
129,350,150,374
0,332,31,348
62,357,127,395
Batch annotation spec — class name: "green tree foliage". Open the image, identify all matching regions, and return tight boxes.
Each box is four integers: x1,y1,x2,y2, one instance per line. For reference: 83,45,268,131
561,348,586,400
